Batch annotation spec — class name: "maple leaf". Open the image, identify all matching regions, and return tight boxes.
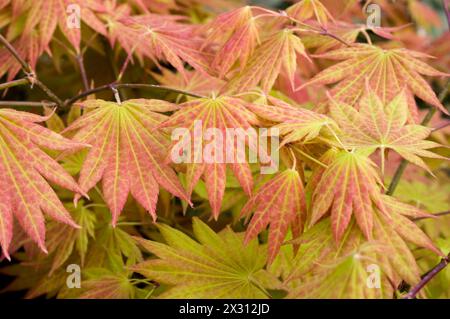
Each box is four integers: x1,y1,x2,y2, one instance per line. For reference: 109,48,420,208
241,168,306,264
74,272,156,299
394,179,450,214
286,219,396,298
0,0,9,10
308,149,387,241
201,6,260,78
301,21,404,54
329,88,447,173
0,109,87,258
151,67,225,97
380,194,442,257
19,0,106,51
132,217,281,298
0,255,70,298
159,95,261,219
63,99,189,224
0,1,105,79
288,202,441,298
45,202,96,274
286,0,335,26
129,0,177,14
0,213,144,298
0,33,42,81
77,268,143,299
99,3,209,78
407,0,442,32
225,28,309,93
246,95,337,146
290,252,392,298
301,44,449,119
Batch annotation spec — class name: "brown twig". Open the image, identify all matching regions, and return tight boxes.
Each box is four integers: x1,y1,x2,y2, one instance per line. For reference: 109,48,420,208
33,79,64,106
0,34,64,107
432,121,450,132
0,78,29,91
0,34,32,74
318,27,351,47
76,54,90,91
0,101,57,107
404,253,450,299
64,83,204,107
287,16,351,47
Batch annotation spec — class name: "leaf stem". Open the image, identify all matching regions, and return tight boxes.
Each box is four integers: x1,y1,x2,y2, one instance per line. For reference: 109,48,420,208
404,253,450,299
0,34,64,106
0,34,32,74
0,101,57,107
288,17,351,47
289,147,297,170
431,121,450,132
293,145,328,168
64,83,204,107
0,78,29,91
413,210,450,221
76,54,90,91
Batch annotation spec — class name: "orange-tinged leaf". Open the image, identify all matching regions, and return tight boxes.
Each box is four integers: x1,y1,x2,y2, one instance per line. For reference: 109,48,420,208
241,169,306,264
244,96,336,147
286,0,334,26
0,109,86,256
160,96,260,219
0,33,41,81
151,68,225,97
303,44,449,119
101,4,210,78
202,6,260,78
225,29,309,93
64,99,189,225
330,88,447,172
309,150,386,241
408,0,442,31
22,0,106,51
287,219,395,298
380,194,442,256
79,269,135,299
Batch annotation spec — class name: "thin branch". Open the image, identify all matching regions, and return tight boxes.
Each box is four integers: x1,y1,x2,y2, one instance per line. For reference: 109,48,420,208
33,79,64,106
76,54,90,91
386,158,409,196
64,83,204,107
0,78,29,91
413,210,450,221
319,27,351,47
404,253,450,299
0,34,32,74
0,101,57,107
387,83,449,195
287,16,351,47
0,33,64,107
432,121,450,132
